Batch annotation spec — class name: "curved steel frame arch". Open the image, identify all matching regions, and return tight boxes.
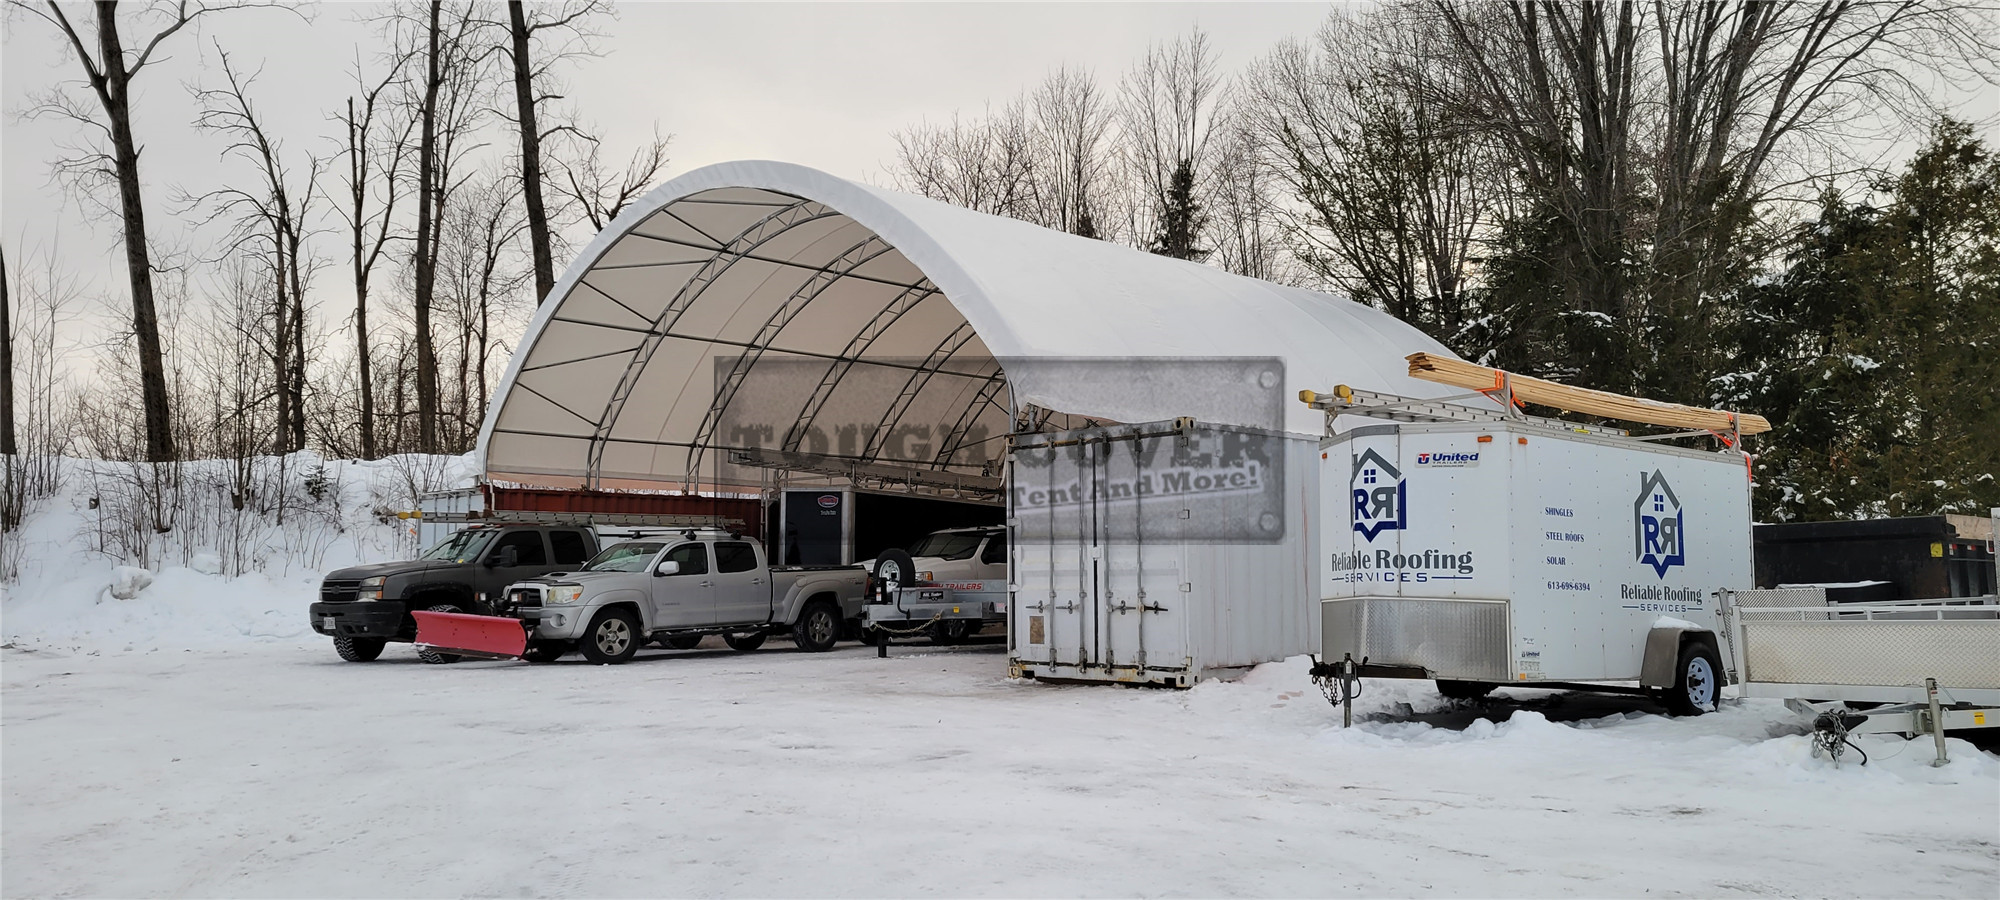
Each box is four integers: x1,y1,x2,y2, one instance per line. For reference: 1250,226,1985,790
681,233,899,485
858,321,982,463
582,198,843,486
778,281,944,453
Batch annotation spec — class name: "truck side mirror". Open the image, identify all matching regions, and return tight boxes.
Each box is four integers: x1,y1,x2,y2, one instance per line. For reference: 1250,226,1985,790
654,560,681,577
486,545,519,568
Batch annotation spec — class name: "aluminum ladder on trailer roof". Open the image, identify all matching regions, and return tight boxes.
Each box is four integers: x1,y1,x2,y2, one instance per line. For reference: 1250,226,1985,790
1300,385,1629,438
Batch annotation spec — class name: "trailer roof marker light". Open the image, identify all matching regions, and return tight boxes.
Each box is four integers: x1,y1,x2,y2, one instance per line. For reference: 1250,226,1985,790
1518,437,1528,445
1477,435,1493,443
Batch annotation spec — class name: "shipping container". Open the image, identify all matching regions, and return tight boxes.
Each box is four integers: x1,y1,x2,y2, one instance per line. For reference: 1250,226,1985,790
1754,515,1996,600
1318,420,1754,687
1007,418,1322,687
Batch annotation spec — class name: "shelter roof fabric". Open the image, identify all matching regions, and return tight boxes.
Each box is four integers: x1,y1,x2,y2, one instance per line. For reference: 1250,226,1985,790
478,160,1469,490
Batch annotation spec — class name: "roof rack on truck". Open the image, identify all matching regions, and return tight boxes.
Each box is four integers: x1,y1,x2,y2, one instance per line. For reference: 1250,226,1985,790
404,483,762,551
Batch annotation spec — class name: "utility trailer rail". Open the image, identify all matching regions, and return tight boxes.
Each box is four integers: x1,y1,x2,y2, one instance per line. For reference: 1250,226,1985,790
1720,587,2000,766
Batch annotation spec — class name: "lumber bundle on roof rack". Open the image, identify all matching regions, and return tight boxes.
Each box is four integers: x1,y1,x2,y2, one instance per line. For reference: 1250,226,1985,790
1405,353,1772,435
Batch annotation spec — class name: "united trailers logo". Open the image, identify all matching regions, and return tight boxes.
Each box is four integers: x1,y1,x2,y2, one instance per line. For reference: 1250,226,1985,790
1351,448,1406,541
1634,470,1685,578
1415,450,1479,468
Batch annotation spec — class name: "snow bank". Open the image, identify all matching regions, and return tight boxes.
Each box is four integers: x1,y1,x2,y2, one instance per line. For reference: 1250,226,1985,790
2,452,475,653
2,565,320,653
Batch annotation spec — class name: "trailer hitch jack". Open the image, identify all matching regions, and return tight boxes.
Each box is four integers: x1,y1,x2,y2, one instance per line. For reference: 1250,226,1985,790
1310,654,1365,727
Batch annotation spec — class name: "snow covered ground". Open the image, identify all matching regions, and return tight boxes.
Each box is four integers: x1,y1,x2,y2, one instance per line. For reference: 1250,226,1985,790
4,456,1996,896
5,638,1996,898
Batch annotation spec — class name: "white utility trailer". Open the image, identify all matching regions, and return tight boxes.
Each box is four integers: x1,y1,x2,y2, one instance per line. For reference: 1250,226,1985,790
1306,385,1754,716
1722,586,2000,766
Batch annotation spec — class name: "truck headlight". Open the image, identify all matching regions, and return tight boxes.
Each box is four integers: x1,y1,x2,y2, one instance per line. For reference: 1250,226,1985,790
918,571,934,583
357,576,386,601
546,585,585,605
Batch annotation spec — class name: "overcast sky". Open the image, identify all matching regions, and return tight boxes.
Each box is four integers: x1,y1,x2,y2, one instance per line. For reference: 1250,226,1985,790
2,2,1327,307
3,1,1995,340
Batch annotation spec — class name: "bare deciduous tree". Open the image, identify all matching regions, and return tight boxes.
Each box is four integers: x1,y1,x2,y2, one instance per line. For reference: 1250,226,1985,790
1026,66,1115,238
1418,0,1999,388
331,56,414,460
11,0,276,461
497,0,608,304
385,0,486,453
1243,10,1503,339
550,125,671,233
1122,28,1224,260
892,100,1036,219
191,48,325,453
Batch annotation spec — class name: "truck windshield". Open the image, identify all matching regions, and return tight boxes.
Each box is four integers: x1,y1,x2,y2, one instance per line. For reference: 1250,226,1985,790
419,529,496,563
908,532,985,560
582,542,666,572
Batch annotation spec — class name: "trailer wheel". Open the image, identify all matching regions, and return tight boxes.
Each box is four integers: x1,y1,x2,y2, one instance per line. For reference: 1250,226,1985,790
662,634,704,650
1664,641,1723,716
415,604,464,664
792,600,841,652
332,636,385,662
1435,680,1494,700
521,642,568,663
724,632,766,652
578,608,641,664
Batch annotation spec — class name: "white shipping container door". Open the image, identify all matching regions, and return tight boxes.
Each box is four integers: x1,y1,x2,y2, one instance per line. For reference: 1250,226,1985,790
1011,432,1191,681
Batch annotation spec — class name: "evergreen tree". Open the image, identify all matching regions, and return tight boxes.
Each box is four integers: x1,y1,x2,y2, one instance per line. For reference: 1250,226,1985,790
1727,119,2000,520
1151,159,1209,261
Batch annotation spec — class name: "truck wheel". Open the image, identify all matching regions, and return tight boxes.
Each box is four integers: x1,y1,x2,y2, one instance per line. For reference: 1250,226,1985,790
579,608,641,664
521,642,568,663
333,636,386,662
724,632,766,652
792,600,841,652
416,604,464,664
1436,680,1494,700
1664,640,1723,716
872,550,916,600
663,634,704,650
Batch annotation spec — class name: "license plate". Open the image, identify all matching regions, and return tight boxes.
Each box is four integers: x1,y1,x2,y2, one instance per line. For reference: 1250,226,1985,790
322,616,337,631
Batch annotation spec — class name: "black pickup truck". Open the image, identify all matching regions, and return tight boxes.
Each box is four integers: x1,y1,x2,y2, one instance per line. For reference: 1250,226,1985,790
310,524,599,663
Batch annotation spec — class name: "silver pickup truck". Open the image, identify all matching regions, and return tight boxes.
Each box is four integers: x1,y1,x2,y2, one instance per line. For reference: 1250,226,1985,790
494,531,868,664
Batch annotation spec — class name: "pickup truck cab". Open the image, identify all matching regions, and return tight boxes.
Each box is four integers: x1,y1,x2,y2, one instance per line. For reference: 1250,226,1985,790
498,531,868,664
310,524,600,663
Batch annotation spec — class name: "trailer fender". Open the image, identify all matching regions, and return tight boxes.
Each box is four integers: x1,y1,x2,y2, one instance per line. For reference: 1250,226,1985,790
1640,626,1719,688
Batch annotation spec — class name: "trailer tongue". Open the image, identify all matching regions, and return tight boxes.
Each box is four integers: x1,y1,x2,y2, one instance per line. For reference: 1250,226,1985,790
412,609,530,660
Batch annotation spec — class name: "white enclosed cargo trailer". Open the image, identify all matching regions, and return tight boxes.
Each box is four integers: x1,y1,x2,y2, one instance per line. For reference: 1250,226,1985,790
1007,418,1321,687
1310,387,1754,714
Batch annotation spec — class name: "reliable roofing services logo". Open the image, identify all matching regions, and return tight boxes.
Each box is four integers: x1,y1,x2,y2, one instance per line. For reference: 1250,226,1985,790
1351,448,1406,541
1634,470,1686,579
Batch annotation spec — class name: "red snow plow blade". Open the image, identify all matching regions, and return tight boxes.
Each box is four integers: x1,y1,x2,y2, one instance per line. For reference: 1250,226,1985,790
412,610,529,660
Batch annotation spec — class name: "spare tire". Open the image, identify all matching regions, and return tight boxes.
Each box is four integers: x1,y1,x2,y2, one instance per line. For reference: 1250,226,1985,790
872,549,917,602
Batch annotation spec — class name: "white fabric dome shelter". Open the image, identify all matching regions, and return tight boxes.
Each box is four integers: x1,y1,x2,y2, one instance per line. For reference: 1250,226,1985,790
476,160,1468,492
